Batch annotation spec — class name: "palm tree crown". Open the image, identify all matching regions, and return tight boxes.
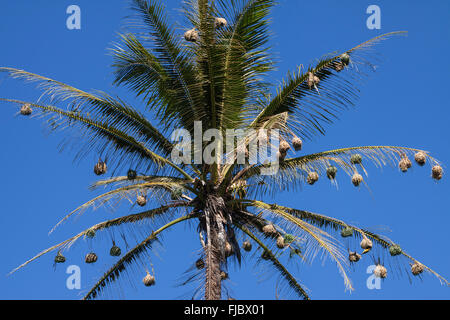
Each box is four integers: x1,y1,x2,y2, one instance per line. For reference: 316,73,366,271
1,0,447,300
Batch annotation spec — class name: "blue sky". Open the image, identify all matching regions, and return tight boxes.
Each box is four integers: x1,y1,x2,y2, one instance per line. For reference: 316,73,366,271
0,0,449,300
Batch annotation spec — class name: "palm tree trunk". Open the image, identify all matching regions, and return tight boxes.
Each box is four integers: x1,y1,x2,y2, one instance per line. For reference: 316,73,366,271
204,206,222,300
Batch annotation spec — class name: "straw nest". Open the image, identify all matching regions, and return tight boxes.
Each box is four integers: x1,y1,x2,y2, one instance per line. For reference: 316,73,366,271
136,195,147,207
340,226,353,238
373,265,387,279
399,157,412,172
86,228,96,238
215,17,227,28
242,241,252,252
411,262,424,276
262,224,278,237
389,244,402,256
326,166,338,180
340,53,350,66
127,169,137,180
85,253,98,264
307,72,320,89
20,103,32,116
94,158,107,175
414,152,426,166
292,137,303,151
220,271,228,280
279,140,291,153
109,244,121,257
352,173,363,187
195,258,205,270
432,165,443,180
184,28,199,42
349,252,361,263
225,242,233,257
143,271,155,286
307,172,319,185
360,237,373,252
350,154,362,165
54,251,66,263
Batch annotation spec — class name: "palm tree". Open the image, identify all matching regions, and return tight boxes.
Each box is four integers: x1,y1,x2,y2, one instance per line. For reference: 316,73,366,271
1,0,447,300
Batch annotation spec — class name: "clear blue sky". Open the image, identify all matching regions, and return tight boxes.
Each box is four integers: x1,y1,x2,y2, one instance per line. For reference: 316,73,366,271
0,0,449,300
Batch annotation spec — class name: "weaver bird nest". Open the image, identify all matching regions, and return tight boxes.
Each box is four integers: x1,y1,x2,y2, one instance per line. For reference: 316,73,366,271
352,173,363,187
20,103,32,116
292,137,303,151
195,258,205,270
136,195,147,207
349,252,361,263
143,272,155,287
374,265,387,279
184,28,199,42
54,251,66,264
432,165,443,180
414,152,427,166
262,224,278,237
86,228,96,238
307,72,320,89
109,244,121,257
307,172,319,185
85,253,98,264
340,226,353,238
399,157,412,172
340,53,350,66
411,262,424,276
389,244,402,256
360,237,373,253
214,17,227,28
279,140,290,153
242,241,252,252
326,166,338,180
350,154,362,165
93,158,107,175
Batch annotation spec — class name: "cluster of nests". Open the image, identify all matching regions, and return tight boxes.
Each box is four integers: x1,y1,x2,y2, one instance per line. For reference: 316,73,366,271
305,152,443,188
341,226,425,278
54,228,158,287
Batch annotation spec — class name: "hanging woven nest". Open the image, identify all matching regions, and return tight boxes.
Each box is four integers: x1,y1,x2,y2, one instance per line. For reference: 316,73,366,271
136,195,147,207
352,173,363,187
414,152,427,166
86,228,96,238
85,253,98,264
215,17,227,28
340,53,350,66
276,236,287,249
127,169,137,180
195,258,205,270
283,234,295,245
220,271,228,280
411,262,424,276
350,154,362,165
225,242,233,257
333,61,344,72
262,224,277,237
399,157,412,173
307,172,319,185
389,244,402,256
340,226,353,238
143,271,155,287
373,264,387,279
349,252,361,263
242,241,252,252
279,140,290,153
326,166,338,180
432,165,443,180
54,251,66,263
184,28,199,42
292,137,303,151
307,72,320,89
93,158,107,175
20,103,32,116
110,243,121,257
360,237,373,254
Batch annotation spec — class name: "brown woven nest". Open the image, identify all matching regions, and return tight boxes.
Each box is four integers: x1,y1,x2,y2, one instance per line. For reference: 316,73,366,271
360,237,373,252
352,173,363,187
307,172,319,185
279,140,290,153
292,137,303,151
307,72,320,89
109,243,121,257
411,262,424,276
277,151,286,162
184,28,199,42
432,165,443,180
20,104,32,116
143,272,155,286
85,252,98,264
333,61,344,72
276,236,287,249
349,252,361,263
414,152,427,166
399,157,412,172
262,224,278,236
215,17,227,28
54,251,66,264
93,158,107,175
220,270,229,280
242,241,252,252
340,53,350,66
195,258,205,270
136,195,147,207
373,265,387,279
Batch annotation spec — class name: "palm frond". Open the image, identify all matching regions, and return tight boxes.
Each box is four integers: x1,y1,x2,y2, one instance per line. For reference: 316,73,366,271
0,67,173,156
252,32,407,140
83,212,198,300
234,222,309,300
246,200,353,291
273,204,449,286
9,202,189,275
50,180,191,233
